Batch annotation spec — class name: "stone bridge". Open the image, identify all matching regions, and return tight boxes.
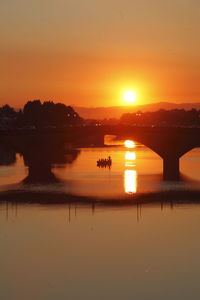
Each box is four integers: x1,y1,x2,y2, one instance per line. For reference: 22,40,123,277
0,125,199,180
100,125,200,180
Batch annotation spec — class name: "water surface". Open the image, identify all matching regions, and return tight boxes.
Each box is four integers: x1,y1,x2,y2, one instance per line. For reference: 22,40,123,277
1,202,200,300
1,146,200,299
0,145,199,198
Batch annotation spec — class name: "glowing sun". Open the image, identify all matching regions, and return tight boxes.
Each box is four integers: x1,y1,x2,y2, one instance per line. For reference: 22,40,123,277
123,90,137,104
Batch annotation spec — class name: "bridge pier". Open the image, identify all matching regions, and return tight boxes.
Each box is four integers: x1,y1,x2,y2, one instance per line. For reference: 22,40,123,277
163,156,180,181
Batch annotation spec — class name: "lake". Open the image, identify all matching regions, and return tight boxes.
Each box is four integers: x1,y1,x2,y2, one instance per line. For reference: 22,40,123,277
1,145,200,299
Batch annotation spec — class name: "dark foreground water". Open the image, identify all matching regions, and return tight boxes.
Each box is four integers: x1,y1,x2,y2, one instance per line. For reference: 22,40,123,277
1,146,200,299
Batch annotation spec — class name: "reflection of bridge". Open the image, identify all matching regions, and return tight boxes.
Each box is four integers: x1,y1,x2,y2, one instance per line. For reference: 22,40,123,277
0,131,80,184
0,125,200,180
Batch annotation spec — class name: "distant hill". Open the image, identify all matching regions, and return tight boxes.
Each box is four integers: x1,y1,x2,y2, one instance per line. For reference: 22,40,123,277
73,102,200,120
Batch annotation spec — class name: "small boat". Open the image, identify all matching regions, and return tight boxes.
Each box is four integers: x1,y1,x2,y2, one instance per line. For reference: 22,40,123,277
97,156,112,168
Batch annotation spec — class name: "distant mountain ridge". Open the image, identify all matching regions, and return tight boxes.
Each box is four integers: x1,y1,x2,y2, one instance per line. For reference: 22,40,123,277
73,102,200,120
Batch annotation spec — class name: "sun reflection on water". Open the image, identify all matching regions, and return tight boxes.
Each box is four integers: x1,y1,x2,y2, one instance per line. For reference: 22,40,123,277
124,170,137,194
124,140,136,148
124,149,137,194
125,151,136,161
125,151,136,167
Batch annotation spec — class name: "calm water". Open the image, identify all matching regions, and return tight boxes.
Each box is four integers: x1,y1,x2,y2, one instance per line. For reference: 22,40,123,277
1,146,200,299
1,203,200,299
0,145,199,197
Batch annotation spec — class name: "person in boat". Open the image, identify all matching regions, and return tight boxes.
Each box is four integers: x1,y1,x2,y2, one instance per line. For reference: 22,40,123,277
107,156,112,164
97,156,112,167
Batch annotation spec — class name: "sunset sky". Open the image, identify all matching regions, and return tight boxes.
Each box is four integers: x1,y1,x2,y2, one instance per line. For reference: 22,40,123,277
0,0,200,107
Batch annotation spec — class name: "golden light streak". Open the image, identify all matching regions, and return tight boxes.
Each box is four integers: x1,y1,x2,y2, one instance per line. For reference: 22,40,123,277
124,140,136,148
124,170,137,194
125,151,136,160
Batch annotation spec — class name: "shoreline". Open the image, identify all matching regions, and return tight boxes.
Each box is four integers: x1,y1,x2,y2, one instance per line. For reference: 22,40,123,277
0,189,200,206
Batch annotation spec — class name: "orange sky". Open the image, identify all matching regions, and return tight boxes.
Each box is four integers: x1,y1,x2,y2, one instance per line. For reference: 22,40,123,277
0,0,200,107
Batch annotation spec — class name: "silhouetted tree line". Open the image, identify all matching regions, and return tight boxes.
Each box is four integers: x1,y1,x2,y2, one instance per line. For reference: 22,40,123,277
0,105,18,129
120,109,200,126
1,103,200,129
0,100,83,129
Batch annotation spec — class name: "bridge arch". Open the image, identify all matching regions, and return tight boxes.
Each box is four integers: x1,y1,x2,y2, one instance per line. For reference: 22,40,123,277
180,147,200,180
101,126,200,181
